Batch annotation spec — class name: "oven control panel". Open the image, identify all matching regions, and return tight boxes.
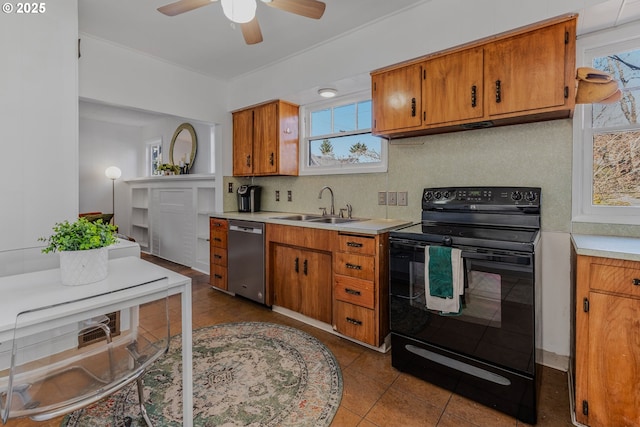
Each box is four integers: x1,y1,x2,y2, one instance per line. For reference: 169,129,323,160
422,186,540,209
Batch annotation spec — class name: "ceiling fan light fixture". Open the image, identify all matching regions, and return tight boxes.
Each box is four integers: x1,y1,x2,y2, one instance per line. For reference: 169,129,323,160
221,0,256,24
318,88,337,98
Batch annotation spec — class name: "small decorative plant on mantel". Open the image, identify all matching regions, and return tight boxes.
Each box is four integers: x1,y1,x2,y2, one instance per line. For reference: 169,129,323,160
157,163,180,175
39,217,117,286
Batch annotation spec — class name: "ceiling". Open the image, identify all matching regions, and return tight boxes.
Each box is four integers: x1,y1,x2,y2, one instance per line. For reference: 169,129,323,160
79,0,429,81
79,0,640,82
78,0,640,126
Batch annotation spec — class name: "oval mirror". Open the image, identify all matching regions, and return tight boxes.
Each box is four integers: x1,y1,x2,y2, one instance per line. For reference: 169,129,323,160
169,123,197,172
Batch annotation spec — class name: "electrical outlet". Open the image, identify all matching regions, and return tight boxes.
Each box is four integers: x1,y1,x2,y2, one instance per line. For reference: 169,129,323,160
228,182,234,193
275,190,280,202
398,191,408,206
388,191,397,206
378,191,387,205
287,190,292,202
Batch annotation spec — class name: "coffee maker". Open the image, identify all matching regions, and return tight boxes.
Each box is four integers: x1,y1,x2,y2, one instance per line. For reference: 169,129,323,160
237,185,262,212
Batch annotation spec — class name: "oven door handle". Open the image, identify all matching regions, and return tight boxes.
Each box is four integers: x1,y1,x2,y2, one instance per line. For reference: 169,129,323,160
461,251,531,265
390,240,427,251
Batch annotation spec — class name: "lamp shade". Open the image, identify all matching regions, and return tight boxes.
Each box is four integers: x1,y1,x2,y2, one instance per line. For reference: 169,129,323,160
221,0,256,23
105,166,122,180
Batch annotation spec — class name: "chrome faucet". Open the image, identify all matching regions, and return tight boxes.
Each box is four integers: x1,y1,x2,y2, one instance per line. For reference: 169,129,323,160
318,186,335,216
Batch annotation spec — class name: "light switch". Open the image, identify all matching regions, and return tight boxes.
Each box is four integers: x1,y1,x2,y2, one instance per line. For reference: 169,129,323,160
378,191,387,205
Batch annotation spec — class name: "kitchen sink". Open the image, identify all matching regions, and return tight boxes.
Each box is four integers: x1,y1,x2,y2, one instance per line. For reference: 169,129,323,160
272,214,367,224
272,214,325,221
307,217,363,224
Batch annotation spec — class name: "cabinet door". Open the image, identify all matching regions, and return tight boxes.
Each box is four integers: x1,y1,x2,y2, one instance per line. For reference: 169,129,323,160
424,47,484,125
253,102,278,175
372,63,423,134
587,292,640,427
232,108,254,176
485,22,568,116
299,250,332,323
273,245,301,312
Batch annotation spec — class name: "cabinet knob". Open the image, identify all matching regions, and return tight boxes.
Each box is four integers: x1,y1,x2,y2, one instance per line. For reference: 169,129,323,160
633,278,640,286
345,288,361,296
346,241,363,248
411,97,416,117
246,155,251,167
495,80,502,103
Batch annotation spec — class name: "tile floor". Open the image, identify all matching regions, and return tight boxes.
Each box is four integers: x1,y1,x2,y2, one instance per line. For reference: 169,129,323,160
5,255,576,426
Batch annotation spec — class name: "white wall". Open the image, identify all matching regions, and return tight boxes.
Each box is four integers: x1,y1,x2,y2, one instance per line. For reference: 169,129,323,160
78,35,229,209
0,0,79,251
79,118,140,230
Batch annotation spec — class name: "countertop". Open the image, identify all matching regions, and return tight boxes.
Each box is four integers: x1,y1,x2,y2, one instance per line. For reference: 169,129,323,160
571,234,640,262
211,211,413,235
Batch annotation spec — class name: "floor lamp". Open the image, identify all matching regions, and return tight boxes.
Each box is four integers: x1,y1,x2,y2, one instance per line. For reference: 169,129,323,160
105,166,122,226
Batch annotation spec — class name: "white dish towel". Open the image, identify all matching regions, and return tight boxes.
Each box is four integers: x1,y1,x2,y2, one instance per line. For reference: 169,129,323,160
424,246,464,314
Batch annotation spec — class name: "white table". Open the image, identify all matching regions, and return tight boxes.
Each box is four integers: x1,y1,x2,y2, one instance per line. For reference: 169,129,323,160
0,256,194,425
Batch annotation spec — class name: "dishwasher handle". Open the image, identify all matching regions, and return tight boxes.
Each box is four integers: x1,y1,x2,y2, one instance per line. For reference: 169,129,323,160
229,224,263,234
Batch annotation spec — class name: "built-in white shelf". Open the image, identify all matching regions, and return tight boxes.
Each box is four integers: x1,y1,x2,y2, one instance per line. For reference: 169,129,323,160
126,176,215,273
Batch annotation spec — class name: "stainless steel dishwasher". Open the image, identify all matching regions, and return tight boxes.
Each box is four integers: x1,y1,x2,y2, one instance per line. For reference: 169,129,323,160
228,220,265,304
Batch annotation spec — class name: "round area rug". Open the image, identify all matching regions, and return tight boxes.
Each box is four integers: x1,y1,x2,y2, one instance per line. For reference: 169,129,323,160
62,322,342,427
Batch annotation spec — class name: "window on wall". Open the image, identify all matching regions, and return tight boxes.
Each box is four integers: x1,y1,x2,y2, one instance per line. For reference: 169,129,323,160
300,92,387,175
147,139,162,176
573,23,640,224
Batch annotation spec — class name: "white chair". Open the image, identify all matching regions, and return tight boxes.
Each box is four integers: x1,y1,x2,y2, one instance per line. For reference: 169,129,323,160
0,278,170,425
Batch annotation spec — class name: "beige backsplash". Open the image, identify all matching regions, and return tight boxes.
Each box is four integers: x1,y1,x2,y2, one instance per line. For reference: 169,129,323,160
224,119,577,233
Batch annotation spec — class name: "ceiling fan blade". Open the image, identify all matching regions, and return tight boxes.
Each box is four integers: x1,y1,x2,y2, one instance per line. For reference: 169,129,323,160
157,0,217,16
241,17,263,45
265,0,325,19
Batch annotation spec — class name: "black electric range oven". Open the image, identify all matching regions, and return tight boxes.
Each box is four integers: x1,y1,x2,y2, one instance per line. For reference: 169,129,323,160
389,186,541,424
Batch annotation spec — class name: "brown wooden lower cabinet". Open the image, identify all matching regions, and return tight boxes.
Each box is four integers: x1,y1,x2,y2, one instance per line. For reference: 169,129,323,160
333,300,377,346
210,217,228,291
266,224,389,349
272,245,331,323
574,254,640,427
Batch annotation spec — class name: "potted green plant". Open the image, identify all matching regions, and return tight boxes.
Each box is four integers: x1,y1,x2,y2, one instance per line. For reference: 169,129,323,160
39,217,117,286
157,163,180,175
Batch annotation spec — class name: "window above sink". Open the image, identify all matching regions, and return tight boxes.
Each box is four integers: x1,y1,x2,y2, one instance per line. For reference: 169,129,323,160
299,91,388,176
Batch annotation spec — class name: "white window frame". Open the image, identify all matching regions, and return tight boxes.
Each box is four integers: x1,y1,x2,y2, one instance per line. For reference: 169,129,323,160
572,21,640,225
299,91,388,176
146,137,163,176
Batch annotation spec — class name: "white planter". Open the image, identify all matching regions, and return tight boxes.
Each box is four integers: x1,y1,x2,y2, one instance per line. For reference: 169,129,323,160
59,247,108,286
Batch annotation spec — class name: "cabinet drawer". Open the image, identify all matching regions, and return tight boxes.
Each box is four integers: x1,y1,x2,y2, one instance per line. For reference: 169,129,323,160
211,247,227,266
334,300,377,346
337,234,376,255
211,230,227,249
334,275,375,309
211,265,227,290
334,252,375,281
591,263,640,297
210,218,228,230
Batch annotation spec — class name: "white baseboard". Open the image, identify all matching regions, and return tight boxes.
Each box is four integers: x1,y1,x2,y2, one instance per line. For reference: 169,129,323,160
538,348,569,371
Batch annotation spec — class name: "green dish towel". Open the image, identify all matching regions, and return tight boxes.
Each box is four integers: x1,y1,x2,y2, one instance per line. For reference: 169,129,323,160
428,246,454,298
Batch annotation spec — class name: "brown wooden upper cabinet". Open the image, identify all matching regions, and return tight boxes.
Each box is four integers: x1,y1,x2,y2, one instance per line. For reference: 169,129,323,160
371,14,577,139
232,100,299,176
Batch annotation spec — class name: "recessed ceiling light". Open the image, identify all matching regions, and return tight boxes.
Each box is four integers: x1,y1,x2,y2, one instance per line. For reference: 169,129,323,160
318,88,337,98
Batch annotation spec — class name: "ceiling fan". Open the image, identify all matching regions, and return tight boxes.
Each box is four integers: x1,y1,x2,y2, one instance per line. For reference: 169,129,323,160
157,0,326,45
